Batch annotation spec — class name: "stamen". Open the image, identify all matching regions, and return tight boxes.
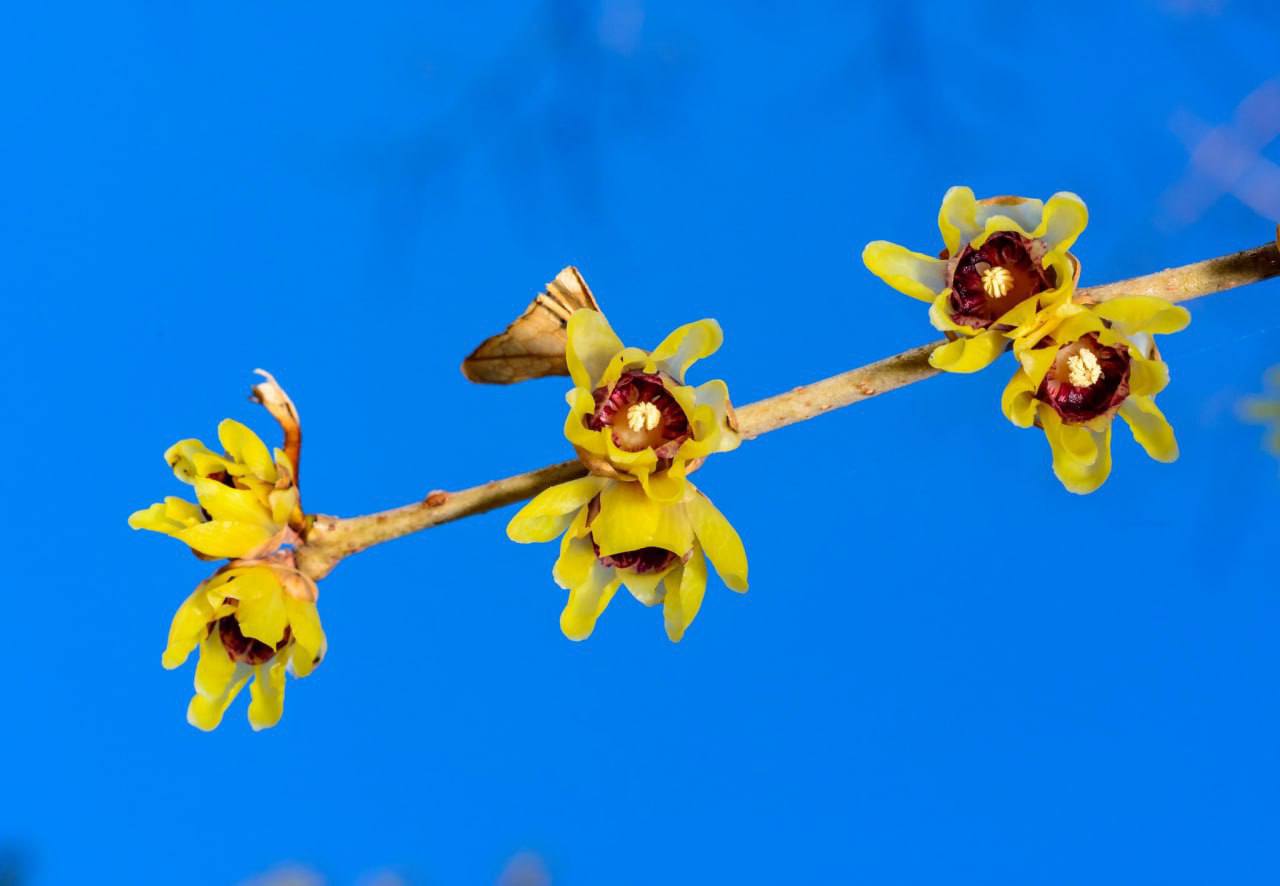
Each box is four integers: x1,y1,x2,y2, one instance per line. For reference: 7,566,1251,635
980,266,1014,299
627,401,661,433
1067,348,1103,387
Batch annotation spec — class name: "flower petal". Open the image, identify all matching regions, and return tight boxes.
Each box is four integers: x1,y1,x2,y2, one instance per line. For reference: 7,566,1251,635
1035,192,1088,255
218,419,276,481
593,481,694,558
128,497,204,535
560,561,621,641
663,546,708,643
862,241,948,303
507,476,608,543
685,489,747,592
174,521,276,559
649,319,723,383
938,186,979,255
1040,407,1112,495
1129,352,1170,397
1092,297,1191,336
248,659,287,732
162,588,215,670
566,309,623,391
284,596,326,664
1001,370,1039,429
1119,395,1179,463
929,329,1007,373
235,572,289,647
193,478,275,527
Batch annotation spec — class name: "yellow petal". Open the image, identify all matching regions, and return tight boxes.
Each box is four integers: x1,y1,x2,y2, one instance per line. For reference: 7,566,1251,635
937,186,979,255
563,389,608,455
635,460,688,504
1040,407,1112,495
929,329,1007,373
165,439,236,484
174,521,275,559
235,573,289,647
1092,297,1191,336
162,587,215,670
507,476,608,543
188,636,250,732
248,659,287,732
193,477,276,527
1016,345,1058,388
1129,352,1170,397
927,291,974,335
861,241,948,303
284,596,326,663
193,631,238,699
566,309,624,391
649,319,723,383
685,489,747,592
1001,371,1039,429
1119,395,1179,463
553,532,598,591
128,497,204,535
692,380,740,451
1035,192,1088,255
218,419,276,481
663,546,708,643
560,562,621,641
593,481,694,558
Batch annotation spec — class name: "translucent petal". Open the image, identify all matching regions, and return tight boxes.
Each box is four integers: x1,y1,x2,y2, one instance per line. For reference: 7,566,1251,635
1035,192,1088,254
685,489,747,592
650,319,723,383
937,186,979,255
663,546,708,643
861,241,948,303
507,476,608,543
566,309,624,391
1093,297,1191,336
1119,395,1179,463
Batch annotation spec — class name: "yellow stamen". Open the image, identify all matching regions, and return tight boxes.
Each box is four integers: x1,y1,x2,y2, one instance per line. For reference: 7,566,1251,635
1067,348,1103,387
981,266,1014,299
626,402,661,432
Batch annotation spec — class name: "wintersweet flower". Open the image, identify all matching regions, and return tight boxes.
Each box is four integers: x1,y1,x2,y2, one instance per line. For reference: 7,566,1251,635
129,419,301,559
508,475,748,642
863,186,1088,373
562,309,740,502
163,557,326,731
1242,368,1280,456
1001,296,1190,494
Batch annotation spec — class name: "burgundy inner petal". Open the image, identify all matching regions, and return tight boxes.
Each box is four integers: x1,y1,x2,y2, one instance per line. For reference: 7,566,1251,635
218,615,292,666
585,370,691,454
948,231,1054,330
1036,333,1131,423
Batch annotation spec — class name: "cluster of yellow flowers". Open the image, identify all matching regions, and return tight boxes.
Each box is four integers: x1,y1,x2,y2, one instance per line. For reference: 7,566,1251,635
129,382,325,731
864,187,1190,493
508,311,749,642
131,186,1225,732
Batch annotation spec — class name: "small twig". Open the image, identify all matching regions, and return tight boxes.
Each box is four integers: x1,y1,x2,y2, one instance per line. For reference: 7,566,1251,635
294,238,1280,580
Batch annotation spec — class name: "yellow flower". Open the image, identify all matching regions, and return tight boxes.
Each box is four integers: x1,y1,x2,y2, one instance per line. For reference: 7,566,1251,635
508,475,748,642
863,186,1089,373
129,419,300,559
163,559,326,731
1242,368,1280,456
1001,296,1191,494
562,310,739,502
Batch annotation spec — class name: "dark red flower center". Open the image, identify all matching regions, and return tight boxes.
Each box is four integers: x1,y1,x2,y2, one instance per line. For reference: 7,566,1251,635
585,370,691,455
949,231,1055,330
1036,333,1131,424
218,616,291,666
592,541,679,574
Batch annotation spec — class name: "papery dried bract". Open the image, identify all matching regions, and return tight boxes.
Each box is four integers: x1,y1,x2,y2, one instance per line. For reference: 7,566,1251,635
461,266,601,384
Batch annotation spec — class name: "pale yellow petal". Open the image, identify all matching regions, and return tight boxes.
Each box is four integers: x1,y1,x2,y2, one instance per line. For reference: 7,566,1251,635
663,546,708,643
649,319,723,383
861,241,948,303
1040,407,1112,495
1119,395,1179,463
507,476,608,543
1092,297,1191,336
248,659,287,731
560,562,621,641
937,186,979,254
685,489,747,592
1035,192,1088,254
566,309,624,391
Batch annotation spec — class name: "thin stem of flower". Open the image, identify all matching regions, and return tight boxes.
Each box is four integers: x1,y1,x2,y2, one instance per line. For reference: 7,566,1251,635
294,237,1280,580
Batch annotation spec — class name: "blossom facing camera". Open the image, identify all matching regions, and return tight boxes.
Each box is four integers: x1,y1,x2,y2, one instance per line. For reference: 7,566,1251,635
129,419,301,559
563,309,739,502
163,559,326,731
863,186,1088,373
1001,296,1191,494
507,476,748,642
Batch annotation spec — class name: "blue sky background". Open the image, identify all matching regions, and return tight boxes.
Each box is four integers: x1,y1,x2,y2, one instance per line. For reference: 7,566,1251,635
3,2,1280,884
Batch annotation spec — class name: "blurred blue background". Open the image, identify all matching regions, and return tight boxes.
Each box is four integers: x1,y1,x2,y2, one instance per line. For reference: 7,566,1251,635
2,1,1279,884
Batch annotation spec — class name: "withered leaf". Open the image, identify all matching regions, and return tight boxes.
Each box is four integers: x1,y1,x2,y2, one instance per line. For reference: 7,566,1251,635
461,266,602,384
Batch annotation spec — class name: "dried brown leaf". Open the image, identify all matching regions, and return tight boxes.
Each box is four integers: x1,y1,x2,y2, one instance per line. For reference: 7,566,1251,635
461,266,602,384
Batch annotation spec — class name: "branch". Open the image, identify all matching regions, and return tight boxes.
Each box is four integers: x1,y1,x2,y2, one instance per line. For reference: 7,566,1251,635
295,237,1280,579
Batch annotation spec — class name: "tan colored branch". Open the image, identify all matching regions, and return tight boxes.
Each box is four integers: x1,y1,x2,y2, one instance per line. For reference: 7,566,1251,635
294,238,1280,580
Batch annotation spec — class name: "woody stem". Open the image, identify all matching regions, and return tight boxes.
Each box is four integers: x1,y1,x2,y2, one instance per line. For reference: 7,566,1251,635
293,236,1280,581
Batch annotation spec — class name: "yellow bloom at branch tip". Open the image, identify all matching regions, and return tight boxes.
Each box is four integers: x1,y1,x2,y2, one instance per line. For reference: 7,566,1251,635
862,186,1088,374
163,559,325,731
563,309,740,502
128,419,301,560
1001,296,1190,494
507,476,748,642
